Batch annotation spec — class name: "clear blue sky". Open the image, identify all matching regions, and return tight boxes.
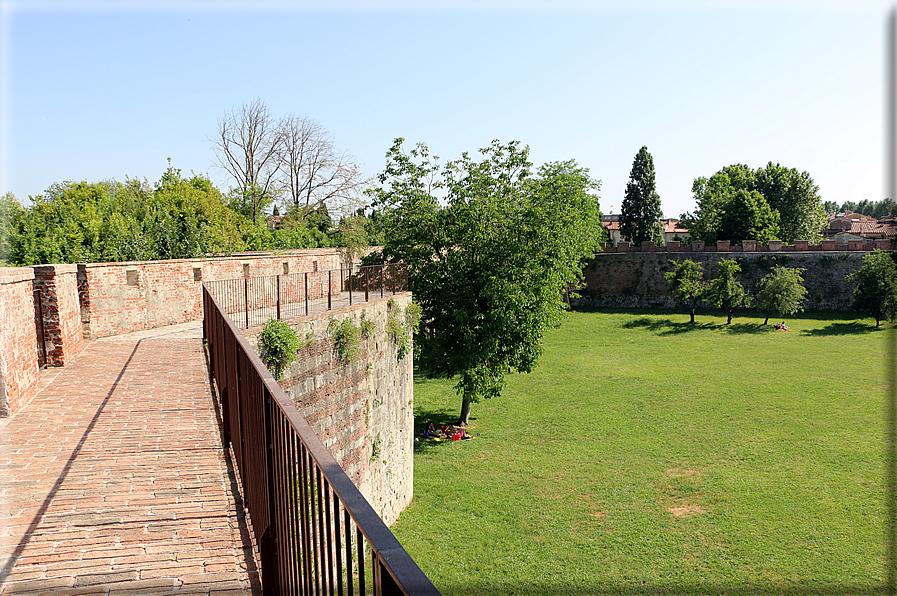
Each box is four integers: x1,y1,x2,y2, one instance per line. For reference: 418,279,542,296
1,0,894,219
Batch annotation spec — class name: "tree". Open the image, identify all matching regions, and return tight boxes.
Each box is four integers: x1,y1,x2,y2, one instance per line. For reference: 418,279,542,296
211,98,283,221
682,163,825,244
619,146,663,246
276,114,367,220
755,266,808,325
664,259,705,324
753,162,826,244
822,200,840,214
370,138,603,425
847,250,897,327
703,259,748,324
0,193,22,265
716,189,780,245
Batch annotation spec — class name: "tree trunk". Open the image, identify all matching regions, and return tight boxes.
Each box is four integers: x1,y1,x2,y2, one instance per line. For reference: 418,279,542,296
763,314,770,325
727,309,733,325
689,308,695,324
458,398,472,426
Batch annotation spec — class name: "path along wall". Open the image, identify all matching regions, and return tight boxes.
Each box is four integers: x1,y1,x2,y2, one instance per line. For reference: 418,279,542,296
241,293,415,526
574,246,872,311
0,248,360,417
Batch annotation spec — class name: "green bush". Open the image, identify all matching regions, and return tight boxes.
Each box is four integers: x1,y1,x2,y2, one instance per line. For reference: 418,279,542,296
386,299,422,360
328,316,363,363
258,318,306,380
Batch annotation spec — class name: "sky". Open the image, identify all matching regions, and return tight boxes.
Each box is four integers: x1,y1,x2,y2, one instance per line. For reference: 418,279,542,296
1,0,895,219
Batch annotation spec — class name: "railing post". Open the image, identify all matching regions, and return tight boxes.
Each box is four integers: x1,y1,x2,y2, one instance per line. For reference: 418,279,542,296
276,275,281,321
328,270,332,310
244,277,249,329
380,266,384,299
304,272,309,316
348,265,353,306
260,389,282,594
365,267,369,302
391,264,396,295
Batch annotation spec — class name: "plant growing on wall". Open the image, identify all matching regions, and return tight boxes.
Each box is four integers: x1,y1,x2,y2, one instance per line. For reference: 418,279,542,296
258,318,305,380
386,299,422,360
328,316,364,363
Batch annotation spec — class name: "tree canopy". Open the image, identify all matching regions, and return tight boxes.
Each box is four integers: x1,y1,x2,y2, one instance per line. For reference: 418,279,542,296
619,146,663,246
847,250,897,327
755,266,808,325
369,138,604,424
682,163,825,245
703,259,749,324
664,259,705,324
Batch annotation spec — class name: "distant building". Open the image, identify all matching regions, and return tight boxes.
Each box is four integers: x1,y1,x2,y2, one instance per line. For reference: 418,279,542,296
602,209,689,246
824,211,897,244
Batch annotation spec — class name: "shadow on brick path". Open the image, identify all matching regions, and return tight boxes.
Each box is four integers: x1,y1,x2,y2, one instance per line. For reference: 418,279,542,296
0,337,260,595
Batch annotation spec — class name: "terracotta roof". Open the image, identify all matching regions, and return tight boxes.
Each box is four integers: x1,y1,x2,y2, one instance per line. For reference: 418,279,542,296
602,219,688,233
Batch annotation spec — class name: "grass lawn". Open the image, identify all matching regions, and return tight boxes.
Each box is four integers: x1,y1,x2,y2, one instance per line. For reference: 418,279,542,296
390,309,891,595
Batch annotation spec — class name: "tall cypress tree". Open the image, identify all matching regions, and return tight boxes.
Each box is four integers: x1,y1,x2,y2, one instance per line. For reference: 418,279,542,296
620,146,664,246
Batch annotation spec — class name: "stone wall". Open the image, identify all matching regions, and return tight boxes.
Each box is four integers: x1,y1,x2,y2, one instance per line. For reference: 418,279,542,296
573,250,869,311
242,293,415,527
78,248,349,339
0,268,40,416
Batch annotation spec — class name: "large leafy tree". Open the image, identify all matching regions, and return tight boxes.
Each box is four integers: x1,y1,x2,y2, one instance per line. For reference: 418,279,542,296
370,138,604,424
619,146,663,246
755,266,809,325
847,250,897,327
664,259,705,324
682,163,824,244
704,259,749,324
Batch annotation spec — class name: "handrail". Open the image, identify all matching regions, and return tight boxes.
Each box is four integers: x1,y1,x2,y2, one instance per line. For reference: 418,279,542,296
202,284,439,595
205,263,409,330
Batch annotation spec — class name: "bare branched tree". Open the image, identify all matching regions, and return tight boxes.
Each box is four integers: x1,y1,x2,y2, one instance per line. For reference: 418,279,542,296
211,98,283,220
277,114,368,220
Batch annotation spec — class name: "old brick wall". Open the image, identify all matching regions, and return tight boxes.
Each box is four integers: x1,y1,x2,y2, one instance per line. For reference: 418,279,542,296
573,250,868,311
0,268,40,417
242,293,415,526
33,264,84,366
79,248,349,339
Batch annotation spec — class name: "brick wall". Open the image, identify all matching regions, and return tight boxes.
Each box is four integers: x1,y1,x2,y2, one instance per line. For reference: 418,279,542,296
242,293,415,526
0,268,40,416
79,248,350,339
574,250,869,311
33,264,84,367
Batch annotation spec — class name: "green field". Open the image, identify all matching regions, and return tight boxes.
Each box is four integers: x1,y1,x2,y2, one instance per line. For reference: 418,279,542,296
391,309,891,595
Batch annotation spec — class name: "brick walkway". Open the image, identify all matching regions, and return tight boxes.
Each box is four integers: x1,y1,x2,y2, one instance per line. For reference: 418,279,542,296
0,337,260,595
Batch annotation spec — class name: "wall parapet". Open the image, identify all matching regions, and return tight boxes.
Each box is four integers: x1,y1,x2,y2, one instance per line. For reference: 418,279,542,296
599,238,891,254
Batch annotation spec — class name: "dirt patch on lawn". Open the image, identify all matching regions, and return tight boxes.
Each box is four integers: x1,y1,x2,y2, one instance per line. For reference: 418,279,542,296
668,503,707,517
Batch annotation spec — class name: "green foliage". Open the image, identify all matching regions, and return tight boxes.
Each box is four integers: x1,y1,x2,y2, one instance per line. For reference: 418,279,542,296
619,146,664,246
386,299,422,360
258,318,305,380
328,316,363,363
0,193,22,265
682,162,825,245
703,258,749,324
359,310,376,339
369,138,604,424
664,259,705,323
837,198,897,219
846,249,897,326
755,266,808,325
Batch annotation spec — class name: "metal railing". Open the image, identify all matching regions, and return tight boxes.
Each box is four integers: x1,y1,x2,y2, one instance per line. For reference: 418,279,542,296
205,263,409,329
203,284,438,595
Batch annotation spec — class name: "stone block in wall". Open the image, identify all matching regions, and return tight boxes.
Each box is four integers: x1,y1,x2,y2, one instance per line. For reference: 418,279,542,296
822,240,837,251
769,241,782,252
848,240,864,251
716,240,730,252
876,239,892,250
794,240,809,251
691,241,705,252
742,240,757,252
667,241,680,252
618,242,630,252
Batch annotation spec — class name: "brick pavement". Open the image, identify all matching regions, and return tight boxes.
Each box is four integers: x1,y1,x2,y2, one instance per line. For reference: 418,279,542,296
0,338,260,595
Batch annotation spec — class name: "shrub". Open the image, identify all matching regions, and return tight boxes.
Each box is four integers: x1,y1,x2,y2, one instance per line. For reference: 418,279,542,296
328,316,363,363
258,318,304,380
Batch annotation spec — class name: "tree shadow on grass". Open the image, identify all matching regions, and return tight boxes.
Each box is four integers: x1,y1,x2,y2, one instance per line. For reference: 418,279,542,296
800,321,882,336
622,317,771,336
